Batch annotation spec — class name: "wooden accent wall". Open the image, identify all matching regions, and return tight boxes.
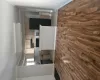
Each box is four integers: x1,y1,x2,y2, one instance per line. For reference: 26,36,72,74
55,0,100,80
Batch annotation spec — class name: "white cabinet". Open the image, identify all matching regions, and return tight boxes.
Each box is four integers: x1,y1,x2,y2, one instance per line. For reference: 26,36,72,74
39,26,57,50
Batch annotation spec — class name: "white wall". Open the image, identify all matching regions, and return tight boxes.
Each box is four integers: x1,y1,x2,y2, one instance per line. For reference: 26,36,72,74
17,64,54,78
17,75,55,80
51,10,58,26
14,23,23,65
20,10,26,64
0,0,22,80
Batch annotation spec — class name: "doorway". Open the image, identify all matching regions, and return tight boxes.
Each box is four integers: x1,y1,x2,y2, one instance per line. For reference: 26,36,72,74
24,16,52,66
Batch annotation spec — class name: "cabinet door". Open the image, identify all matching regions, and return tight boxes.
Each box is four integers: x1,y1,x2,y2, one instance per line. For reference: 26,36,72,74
39,26,57,50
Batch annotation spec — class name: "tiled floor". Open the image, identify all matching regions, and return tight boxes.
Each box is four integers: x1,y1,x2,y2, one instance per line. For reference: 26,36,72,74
23,30,40,66
23,47,40,66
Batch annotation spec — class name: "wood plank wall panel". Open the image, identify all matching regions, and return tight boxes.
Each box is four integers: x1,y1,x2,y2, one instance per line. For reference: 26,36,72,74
55,0,100,80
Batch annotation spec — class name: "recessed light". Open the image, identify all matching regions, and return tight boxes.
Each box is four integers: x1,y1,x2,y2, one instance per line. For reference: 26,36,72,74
27,58,34,62
63,60,70,64
26,62,35,66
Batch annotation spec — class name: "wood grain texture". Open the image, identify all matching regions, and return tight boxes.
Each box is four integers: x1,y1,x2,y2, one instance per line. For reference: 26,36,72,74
55,0,100,80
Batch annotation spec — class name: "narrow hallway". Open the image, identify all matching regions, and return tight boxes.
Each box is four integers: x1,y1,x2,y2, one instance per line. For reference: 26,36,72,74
15,6,57,80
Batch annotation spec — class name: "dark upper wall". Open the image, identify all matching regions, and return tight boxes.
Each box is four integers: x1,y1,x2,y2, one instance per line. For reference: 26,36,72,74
29,18,51,30
55,0,100,80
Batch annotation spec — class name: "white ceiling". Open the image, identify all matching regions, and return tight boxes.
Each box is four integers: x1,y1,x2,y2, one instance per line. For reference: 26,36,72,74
7,0,72,10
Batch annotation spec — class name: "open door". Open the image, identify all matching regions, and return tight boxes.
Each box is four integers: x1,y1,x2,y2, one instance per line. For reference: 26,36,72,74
39,26,57,50
13,23,22,64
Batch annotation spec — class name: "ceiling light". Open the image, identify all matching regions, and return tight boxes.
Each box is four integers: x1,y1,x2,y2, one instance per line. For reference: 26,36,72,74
63,60,70,64
26,62,35,66
27,58,34,62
